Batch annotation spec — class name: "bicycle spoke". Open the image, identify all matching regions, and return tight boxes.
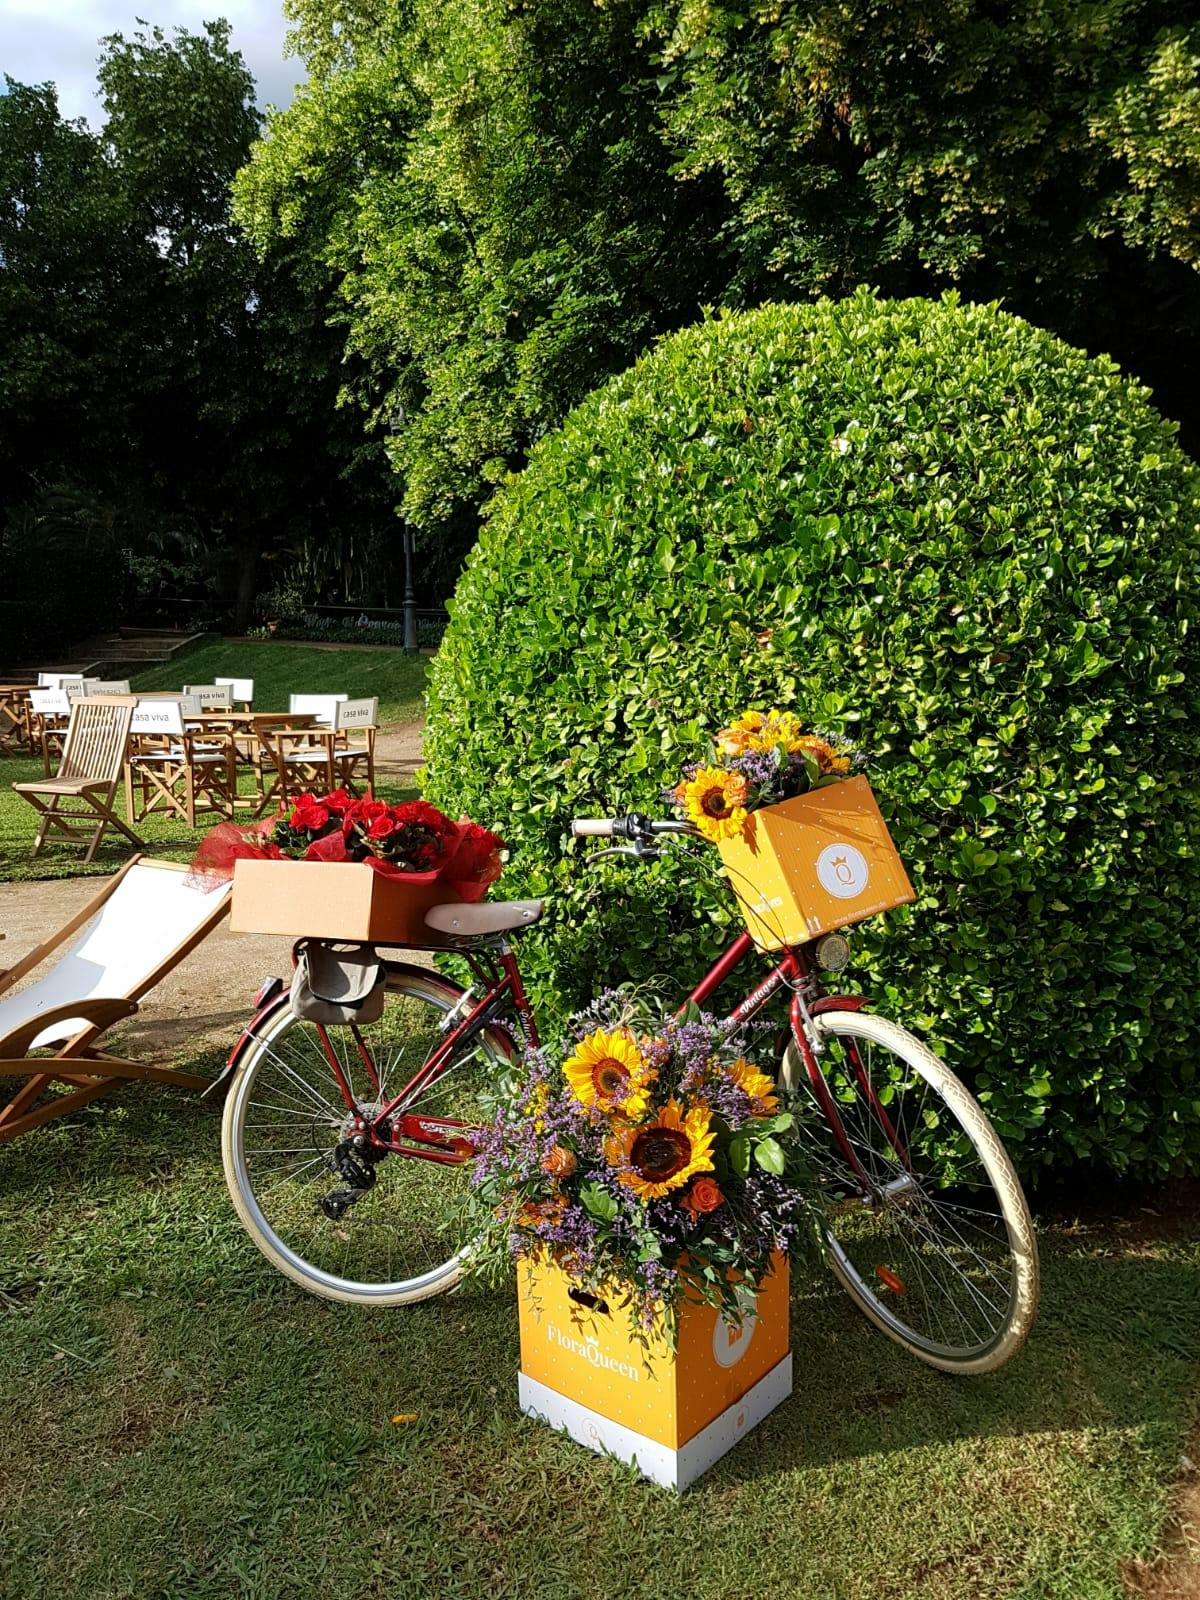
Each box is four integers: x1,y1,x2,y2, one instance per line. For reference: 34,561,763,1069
788,1020,1023,1363
228,980,501,1299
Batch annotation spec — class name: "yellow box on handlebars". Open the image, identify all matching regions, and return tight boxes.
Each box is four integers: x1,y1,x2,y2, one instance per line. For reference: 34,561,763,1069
517,1252,791,1490
717,775,915,951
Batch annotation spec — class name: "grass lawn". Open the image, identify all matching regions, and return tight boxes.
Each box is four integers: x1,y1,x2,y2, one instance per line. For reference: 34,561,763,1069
0,644,427,883
1,1075,1198,1600
129,641,428,726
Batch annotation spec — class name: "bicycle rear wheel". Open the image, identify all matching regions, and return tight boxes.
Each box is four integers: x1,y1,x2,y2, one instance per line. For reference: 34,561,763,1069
782,1009,1038,1374
221,966,510,1305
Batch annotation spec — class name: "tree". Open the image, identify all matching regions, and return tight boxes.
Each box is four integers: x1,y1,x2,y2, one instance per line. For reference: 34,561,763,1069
234,0,729,549
0,80,150,508
238,0,1200,559
641,0,1200,441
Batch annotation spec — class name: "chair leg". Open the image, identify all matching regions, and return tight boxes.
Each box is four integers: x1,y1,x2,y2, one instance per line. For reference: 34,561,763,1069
22,792,56,858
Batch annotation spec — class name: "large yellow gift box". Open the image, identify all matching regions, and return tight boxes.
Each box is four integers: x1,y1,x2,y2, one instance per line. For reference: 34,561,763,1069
717,774,915,951
517,1252,791,1490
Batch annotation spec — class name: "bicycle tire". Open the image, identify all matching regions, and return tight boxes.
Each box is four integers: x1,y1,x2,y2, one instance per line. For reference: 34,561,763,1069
782,1009,1039,1374
221,964,512,1306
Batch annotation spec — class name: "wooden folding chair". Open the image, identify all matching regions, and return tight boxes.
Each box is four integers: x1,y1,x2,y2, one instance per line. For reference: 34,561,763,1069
124,698,238,829
214,677,254,711
27,679,90,776
255,694,348,813
13,694,144,862
331,697,378,795
0,858,232,1142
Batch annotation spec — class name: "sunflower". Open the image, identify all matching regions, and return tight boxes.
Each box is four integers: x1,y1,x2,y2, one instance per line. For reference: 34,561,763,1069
728,1058,779,1118
715,711,765,757
796,734,852,775
680,766,749,842
747,708,806,754
607,1100,716,1200
562,1027,655,1118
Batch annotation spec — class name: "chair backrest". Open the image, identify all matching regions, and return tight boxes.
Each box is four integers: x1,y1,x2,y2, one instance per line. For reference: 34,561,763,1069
0,861,232,1050
88,679,131,694
60,678,89,700
184,684,234,710
335,696,378,731
37,672,73,687
58,695,138,783
289,693,347,728
30,688,68,717
215,677,253,704
131,698,190,736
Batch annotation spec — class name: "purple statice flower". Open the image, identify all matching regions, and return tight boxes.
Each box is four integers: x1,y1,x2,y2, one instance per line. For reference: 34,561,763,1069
727,748,782,794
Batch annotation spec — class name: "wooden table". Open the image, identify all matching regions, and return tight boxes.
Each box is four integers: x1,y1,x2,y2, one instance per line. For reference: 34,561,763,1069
0,683,34,756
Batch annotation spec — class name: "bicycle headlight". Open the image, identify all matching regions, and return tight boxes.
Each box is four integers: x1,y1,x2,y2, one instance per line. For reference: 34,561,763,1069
815,933,851,972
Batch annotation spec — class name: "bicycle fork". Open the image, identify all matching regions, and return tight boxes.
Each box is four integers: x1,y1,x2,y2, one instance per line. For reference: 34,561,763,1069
789,994,914,1202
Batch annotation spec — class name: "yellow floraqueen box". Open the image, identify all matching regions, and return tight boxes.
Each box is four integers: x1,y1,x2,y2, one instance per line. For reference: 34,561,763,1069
717,774,915,952
517,1252,791,1490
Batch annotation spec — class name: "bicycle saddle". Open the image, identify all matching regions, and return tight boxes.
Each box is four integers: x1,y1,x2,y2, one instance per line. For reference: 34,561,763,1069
424,899,544,937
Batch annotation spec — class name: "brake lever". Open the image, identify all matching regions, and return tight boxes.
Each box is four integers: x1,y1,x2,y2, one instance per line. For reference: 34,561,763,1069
586,844,662,864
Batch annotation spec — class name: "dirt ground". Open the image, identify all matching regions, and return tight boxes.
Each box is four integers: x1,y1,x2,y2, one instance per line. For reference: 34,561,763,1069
0,723,433,1058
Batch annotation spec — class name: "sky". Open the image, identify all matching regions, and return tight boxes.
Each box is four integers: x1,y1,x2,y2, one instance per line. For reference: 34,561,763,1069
0,0,300,125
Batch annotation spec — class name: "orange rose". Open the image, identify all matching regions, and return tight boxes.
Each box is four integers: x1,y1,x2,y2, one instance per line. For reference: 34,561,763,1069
683,1176,725,1214
542,1145,577,1179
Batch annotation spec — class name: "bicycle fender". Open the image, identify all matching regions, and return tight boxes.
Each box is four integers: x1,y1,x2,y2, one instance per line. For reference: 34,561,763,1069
810,994,871,1015
209,988,292,1094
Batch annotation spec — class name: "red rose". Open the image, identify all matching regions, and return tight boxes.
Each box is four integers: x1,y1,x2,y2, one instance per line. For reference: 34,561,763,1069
291,801,329,832
368,815,395,840
683,1177,725,1214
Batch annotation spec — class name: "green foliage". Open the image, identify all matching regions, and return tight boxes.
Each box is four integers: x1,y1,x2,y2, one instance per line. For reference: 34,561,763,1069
234,0,727,544
0,27,400,653
238,0,1200,560
0,490,127,660
641,2,1200,292
425,292,1200,1179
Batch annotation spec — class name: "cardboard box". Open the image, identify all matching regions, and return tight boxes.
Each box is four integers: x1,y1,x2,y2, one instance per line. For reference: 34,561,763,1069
229,858,454,943
517,1253,791,1490
717,774,915,951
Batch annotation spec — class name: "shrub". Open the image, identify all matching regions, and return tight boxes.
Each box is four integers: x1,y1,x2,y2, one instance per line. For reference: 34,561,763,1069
424,291,1200,1178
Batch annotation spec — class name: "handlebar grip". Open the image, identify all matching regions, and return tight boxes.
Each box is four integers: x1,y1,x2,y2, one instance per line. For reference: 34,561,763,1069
571,818,615,837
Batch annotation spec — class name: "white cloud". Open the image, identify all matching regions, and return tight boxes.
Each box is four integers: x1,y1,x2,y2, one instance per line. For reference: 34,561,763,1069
0,0,302,125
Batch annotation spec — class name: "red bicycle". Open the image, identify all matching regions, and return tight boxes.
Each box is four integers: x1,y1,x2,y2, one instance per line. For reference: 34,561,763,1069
220,813,1039,1374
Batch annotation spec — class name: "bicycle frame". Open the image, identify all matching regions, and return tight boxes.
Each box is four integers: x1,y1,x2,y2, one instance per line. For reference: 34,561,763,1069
234,923,908,1186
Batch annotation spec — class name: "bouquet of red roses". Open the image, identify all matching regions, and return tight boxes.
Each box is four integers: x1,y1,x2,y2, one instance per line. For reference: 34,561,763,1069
189,789,505,901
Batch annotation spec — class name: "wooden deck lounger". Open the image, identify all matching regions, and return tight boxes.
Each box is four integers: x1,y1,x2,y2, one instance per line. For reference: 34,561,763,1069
0,858,232,1142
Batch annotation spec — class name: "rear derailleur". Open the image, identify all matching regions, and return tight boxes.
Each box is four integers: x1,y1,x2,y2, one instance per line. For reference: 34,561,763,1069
319,1124,390,1221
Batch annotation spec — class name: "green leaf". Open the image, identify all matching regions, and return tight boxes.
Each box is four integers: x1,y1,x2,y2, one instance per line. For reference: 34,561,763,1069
754,1138,786,1175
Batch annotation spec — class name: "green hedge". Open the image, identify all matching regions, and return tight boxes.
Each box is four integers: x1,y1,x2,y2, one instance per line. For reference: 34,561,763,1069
425,291,1200,1178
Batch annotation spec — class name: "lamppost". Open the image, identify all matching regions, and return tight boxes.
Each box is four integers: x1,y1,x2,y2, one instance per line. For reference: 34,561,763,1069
390,404,418,653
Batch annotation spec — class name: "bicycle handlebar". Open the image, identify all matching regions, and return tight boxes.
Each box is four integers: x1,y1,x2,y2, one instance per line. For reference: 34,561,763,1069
570,814,696,841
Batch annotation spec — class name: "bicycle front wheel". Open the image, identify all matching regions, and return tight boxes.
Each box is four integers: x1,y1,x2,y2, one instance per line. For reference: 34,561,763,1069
782,1009,1039,1374
221,965,511,1306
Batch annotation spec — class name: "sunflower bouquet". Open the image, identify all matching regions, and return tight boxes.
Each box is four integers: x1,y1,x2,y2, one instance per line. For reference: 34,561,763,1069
672,709,864,843
467,989,821,1344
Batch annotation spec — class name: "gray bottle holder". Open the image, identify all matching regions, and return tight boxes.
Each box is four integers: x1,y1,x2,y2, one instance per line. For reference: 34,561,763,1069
289,939,387,1025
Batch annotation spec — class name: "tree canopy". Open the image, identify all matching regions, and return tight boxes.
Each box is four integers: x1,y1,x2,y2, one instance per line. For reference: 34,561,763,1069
237,0,1200,556
0,22,398,650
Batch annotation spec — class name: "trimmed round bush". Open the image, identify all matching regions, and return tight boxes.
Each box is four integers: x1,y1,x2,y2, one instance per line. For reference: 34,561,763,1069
425,290,1200,1178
